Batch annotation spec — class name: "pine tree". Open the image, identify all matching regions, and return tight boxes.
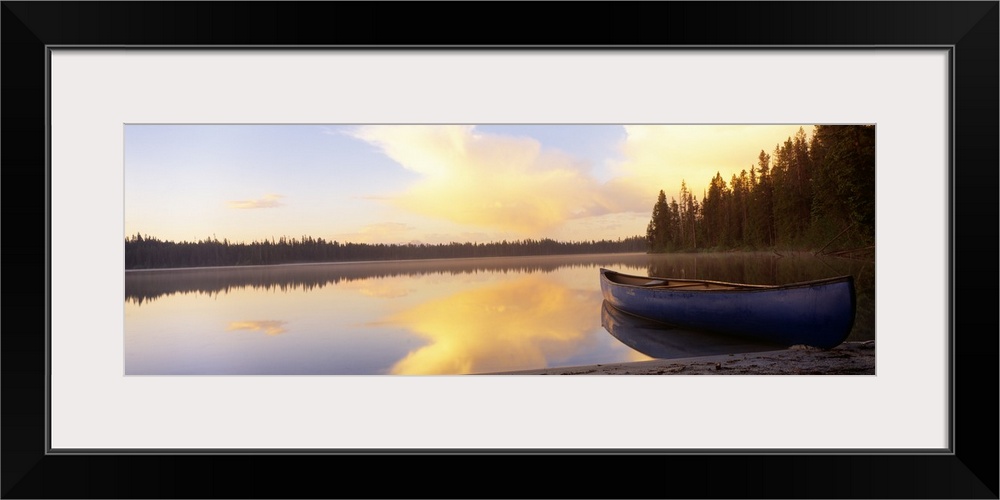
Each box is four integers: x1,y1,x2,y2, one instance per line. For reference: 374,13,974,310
645,189,671,252
754,150,775,246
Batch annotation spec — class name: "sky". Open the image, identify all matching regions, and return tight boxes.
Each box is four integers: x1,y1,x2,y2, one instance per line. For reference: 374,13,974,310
124,124,813,245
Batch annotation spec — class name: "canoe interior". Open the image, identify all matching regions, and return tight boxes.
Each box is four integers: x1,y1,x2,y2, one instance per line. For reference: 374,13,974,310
601,269,850,291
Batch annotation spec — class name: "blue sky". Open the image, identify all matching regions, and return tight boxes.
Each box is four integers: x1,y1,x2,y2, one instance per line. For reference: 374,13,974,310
124,124,812,245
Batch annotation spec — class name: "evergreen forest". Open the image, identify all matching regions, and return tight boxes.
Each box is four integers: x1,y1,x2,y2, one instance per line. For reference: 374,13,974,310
645,125,875,256
125,235,648,270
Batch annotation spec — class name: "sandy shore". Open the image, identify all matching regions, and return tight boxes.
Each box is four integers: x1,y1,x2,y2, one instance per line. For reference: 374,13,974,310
489,340,875,375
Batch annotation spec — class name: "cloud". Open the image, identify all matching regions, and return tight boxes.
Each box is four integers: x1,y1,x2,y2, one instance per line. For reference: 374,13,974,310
550,212,651,241
352,125,616,236
227,194,284,209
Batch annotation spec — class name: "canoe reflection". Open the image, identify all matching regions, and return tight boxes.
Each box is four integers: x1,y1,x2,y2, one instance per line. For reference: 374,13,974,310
601,300,785,359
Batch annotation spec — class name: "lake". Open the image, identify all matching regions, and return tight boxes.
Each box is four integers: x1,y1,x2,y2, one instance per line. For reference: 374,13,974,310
124,252,875,375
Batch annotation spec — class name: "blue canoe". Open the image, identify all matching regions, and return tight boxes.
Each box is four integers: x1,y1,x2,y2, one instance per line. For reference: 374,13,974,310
599,268,856,349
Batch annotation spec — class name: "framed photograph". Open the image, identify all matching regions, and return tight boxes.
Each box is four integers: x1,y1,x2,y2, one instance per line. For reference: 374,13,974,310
4,2,997,498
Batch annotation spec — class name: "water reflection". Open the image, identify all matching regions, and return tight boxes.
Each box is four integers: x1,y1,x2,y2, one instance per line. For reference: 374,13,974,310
124,254,654,306
227,320,288,336
124,252,874,374
357,282,413,299
387,275,603,374
601,301,784,359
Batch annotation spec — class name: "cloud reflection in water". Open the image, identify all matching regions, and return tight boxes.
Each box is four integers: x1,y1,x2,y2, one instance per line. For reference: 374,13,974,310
227,320,289,336
387,276,601,374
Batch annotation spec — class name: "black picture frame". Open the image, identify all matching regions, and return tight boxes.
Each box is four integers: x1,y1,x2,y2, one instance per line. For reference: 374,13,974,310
3,2,997,498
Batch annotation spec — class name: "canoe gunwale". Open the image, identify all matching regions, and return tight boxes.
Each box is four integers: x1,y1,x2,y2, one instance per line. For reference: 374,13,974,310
600,268,854,292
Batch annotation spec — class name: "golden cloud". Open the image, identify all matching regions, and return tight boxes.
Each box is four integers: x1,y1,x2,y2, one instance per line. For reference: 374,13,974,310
227,194,284,209
353,125,614,235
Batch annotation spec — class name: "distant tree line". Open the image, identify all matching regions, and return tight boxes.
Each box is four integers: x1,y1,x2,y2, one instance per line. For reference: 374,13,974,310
647,125,875,253
125,234,648,269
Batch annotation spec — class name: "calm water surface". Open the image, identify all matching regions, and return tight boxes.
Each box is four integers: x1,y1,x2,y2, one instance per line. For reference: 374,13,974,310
124,252,875,375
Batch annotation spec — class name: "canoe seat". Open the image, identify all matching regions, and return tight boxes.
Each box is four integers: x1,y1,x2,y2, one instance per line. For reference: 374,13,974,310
660,283,709,289
644,280,667,286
